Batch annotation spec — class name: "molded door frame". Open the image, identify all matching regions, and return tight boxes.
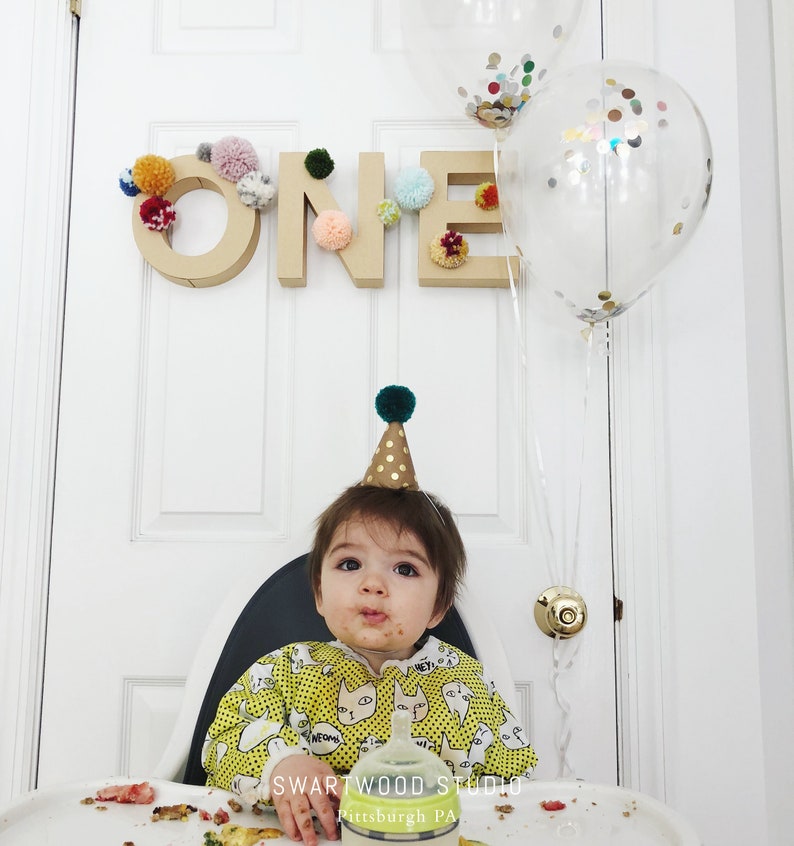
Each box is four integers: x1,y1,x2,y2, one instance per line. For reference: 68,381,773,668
0,1,77,803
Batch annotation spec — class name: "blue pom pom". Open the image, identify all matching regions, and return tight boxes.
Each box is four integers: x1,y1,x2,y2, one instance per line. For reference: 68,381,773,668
393,167,435,211
375,385,416,424
118,168,140,197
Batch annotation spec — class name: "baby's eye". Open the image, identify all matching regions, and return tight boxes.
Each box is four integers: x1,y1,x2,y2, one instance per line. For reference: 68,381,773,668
338,559,360,571
395,562,418,577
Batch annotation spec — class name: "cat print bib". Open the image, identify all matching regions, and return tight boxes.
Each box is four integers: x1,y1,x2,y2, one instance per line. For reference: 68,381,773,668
204,637,537,797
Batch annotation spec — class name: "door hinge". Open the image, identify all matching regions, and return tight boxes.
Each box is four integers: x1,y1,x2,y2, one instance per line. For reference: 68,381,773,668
613,595,624,622
69,0,81,18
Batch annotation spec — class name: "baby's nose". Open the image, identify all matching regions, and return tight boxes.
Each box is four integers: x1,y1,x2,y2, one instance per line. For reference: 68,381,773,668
361,575,386,595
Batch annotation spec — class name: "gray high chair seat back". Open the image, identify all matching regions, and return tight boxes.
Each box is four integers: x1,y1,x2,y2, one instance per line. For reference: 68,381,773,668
178,553,477,785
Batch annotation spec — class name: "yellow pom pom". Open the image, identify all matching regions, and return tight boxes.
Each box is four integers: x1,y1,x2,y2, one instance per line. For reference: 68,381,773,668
132,154,175,196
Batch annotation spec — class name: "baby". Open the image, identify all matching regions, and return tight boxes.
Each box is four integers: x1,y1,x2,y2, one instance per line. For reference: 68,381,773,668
203,388,537,845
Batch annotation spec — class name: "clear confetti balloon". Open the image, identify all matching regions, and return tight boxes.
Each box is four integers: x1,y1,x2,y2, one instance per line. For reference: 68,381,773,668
399,0,585,138
498,60,713,323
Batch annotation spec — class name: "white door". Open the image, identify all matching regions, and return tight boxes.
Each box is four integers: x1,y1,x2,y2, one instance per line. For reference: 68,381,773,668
39,0,615,787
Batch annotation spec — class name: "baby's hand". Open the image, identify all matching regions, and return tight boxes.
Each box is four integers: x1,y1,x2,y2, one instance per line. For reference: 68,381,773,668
271,755,342,845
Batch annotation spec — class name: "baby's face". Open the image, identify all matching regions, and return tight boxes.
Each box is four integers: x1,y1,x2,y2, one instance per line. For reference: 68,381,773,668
315,518,444,671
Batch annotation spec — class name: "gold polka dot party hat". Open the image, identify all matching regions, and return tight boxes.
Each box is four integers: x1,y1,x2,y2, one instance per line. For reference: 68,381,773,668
362,385,419,490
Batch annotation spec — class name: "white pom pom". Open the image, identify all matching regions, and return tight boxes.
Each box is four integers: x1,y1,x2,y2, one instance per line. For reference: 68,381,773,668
237,170,277,209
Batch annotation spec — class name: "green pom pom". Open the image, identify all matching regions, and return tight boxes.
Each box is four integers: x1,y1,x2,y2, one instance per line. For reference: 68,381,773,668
377,198,401,227
375,385,416,424
304,147,335,179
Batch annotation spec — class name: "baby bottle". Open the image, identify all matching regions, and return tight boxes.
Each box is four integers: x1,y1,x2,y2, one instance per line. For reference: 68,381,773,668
340,710,460,845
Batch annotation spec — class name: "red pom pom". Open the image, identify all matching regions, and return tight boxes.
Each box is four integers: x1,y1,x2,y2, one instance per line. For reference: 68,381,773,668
139,196,176,231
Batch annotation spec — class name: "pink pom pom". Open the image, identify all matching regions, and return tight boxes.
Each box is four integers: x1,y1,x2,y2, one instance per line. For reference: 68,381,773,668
210,136,260,182
312,209,352,251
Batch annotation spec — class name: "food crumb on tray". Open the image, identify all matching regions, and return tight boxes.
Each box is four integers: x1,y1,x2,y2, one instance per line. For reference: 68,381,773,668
204,822,284,845
96,782,155,805
540,800,567,811
150,803,198,821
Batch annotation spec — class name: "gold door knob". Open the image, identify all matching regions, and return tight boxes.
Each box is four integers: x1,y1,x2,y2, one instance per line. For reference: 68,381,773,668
534,586,587,638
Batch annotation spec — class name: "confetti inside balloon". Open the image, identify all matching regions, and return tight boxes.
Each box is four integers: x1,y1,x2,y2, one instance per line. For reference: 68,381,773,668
399,0,584,139
498,60,713,323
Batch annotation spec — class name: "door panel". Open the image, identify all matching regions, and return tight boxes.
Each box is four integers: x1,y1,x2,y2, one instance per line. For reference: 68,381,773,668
40,0,614,786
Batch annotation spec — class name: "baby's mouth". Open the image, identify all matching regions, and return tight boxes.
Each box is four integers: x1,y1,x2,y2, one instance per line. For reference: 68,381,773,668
361,607,387,624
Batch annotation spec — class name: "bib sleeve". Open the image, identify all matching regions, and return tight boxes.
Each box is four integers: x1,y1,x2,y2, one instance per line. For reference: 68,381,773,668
203,644,310,800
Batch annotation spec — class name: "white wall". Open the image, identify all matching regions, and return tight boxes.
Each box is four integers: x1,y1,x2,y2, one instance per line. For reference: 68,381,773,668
609,0,794,843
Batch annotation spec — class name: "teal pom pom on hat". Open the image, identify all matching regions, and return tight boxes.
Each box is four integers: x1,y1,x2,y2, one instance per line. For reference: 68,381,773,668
363,386,419,490
375,385,415,424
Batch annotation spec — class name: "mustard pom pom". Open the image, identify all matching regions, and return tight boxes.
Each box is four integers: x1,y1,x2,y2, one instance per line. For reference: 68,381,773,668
131,155,175,196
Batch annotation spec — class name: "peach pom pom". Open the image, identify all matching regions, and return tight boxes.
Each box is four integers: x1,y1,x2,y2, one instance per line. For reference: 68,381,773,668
429,230,469,269
131,155,175,196
210,136,260,182
474,182,499,210
312,209,352,251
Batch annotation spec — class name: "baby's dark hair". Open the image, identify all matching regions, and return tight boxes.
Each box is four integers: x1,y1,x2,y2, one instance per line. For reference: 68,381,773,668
309,485,467,618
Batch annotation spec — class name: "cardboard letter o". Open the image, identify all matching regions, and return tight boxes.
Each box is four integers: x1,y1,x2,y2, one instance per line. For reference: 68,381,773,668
132,155,260,288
